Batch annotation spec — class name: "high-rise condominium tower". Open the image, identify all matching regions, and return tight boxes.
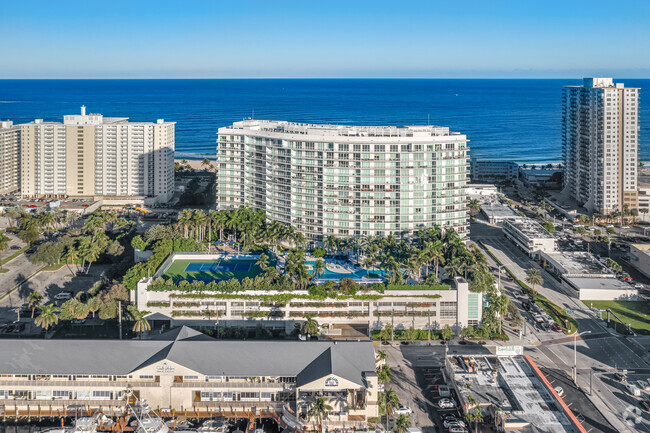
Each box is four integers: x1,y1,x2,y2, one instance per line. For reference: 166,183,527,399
20,106,175,204
0,121,20,195
217,120,469,242
562,78,640,215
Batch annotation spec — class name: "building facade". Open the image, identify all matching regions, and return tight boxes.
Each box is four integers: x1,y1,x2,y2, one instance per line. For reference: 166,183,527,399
503,218,557,257
135,254,482,332
19,106,175,205
217,120,469,242
562,78,640,215
0,328,378,426
0,121,20,195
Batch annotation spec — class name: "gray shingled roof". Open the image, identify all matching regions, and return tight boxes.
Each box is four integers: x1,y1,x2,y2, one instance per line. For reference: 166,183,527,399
0,327,376,386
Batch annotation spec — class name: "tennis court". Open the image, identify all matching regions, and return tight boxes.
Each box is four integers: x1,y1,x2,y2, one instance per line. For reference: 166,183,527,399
163,258,262,283
184,261,252,273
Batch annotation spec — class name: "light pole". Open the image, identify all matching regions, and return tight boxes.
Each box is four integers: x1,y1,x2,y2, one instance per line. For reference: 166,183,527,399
573,331,591,384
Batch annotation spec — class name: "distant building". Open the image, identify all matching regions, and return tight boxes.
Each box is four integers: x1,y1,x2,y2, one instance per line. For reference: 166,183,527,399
628,244,650,279
19,106,175,205
540,250,638,300
0,121,20,195
519,166,562,186
562,78,640,215
467,184,498,198
502,218,557,257
469,160,519,183
480,202,523,225
217,120,469,241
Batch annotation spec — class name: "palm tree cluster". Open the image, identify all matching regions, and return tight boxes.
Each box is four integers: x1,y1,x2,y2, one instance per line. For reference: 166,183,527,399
175,207,305,251
12,207,80,246
319,226,493,292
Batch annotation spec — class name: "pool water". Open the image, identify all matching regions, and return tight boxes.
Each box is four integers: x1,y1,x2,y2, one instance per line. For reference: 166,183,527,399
305,260,385,280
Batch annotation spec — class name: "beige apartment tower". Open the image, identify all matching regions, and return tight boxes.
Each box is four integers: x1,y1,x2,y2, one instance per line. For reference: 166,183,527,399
0,121,20,195
19,106,175,204
562,78,640,215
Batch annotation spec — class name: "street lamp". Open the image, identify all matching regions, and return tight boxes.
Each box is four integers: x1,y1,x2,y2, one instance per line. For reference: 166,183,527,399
573,331,592,384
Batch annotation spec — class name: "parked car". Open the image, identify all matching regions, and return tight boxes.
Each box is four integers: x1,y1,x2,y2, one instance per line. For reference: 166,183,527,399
448,428,467,433
554,386,564,397
394,405,412,415
637,380,650,392
627,384,642,397
634,283,644,289
435,385,451,397
443,420,466,429
640,400,650,411
614,372,628,383
437,398,456,409
71,319,86,325
54,292,73,301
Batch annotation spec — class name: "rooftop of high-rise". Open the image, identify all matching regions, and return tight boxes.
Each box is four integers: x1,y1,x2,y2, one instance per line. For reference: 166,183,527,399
221,119,464,139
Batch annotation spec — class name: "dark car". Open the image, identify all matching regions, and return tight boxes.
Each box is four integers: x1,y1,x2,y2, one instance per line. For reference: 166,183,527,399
4,324,14,333
640,400,650,411
614,372,628,382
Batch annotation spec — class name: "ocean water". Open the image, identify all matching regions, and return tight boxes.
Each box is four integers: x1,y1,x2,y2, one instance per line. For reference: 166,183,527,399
0,79,648,163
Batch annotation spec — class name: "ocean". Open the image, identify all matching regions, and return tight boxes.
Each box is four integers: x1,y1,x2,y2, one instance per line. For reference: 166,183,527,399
0,79,648,163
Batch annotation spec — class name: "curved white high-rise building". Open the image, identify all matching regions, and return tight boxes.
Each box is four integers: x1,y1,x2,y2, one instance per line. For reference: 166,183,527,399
217,120,469,242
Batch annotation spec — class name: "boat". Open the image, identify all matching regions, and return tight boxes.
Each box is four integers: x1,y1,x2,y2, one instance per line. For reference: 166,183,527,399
198,420,230,433
41,414,102,433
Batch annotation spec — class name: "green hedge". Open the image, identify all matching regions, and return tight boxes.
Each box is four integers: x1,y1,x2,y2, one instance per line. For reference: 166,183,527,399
386,283,450,291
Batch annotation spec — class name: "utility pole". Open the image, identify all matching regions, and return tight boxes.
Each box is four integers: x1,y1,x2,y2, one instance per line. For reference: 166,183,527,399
589,369,593,396
118,300,123,340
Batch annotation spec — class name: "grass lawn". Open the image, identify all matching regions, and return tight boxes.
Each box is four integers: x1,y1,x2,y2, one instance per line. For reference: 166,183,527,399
584,300,650,335
163,259,264,282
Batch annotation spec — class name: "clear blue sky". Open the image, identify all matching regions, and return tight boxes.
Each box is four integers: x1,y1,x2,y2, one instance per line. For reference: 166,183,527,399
2,0,649,78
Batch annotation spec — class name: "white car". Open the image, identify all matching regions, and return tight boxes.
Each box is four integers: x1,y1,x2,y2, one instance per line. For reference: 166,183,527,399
443,420,466,429
53,292,73,301
438,398,456,409
634,283,645,289
448,428,467,433
554,386,564,397
394,405,412,415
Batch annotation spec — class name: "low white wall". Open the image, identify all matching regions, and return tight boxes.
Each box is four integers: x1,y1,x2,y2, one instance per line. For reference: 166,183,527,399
579,288,638,301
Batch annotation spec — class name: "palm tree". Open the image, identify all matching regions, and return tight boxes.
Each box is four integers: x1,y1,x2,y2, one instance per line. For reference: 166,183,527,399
469,199,481,216
177,209,194,238
426,240,445,278
325,235,337,255
525,268,543,295
464,394,484,433
201,158,211,171
445,256,463,278
35,304,60,330
0,232,9,271
494,295,509,334
62,245,79,274
86,296,101,318
27,291,43,318
256,253,270,271
128,305,151,338
313,259,326,279
300,314,320,337
380,389,400,431
392,415,412,433
80,240,102,274
307,396,333,433
376,350,388,363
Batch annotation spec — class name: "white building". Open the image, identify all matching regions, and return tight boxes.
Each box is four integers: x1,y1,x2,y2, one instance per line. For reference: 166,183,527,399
503,218,557,257
216,120,469,242
0,121,20,195
540,251,638,300
628,243,650,279
19,106,175,205
469,160,519,183
0,327,379,426
562,78,640,215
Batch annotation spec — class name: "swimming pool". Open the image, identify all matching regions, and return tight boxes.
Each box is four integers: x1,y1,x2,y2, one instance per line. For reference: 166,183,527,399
305,260,385,280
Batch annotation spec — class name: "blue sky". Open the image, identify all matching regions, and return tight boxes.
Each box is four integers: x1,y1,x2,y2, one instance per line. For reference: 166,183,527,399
2,0,649,78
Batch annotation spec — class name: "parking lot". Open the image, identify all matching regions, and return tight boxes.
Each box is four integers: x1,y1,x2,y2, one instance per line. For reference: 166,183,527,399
382,344,492,433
